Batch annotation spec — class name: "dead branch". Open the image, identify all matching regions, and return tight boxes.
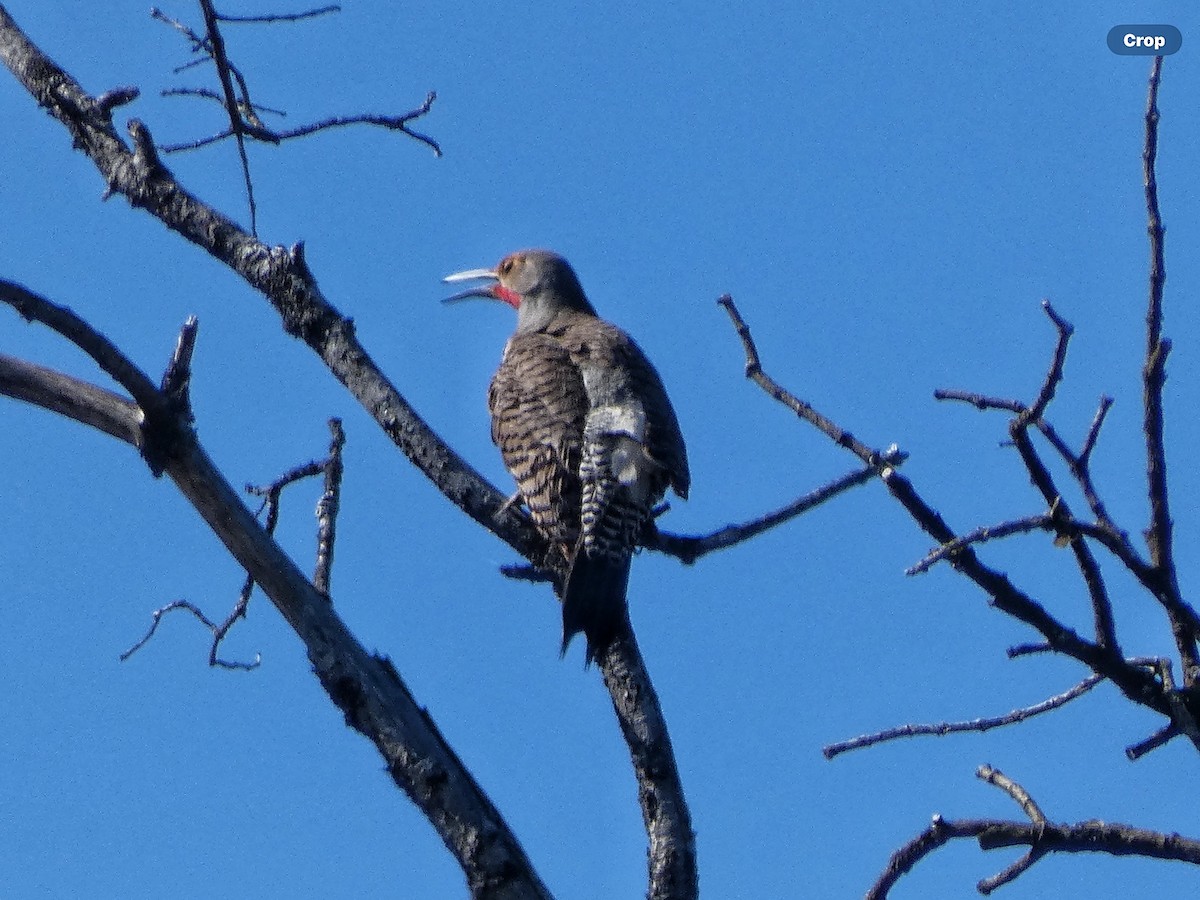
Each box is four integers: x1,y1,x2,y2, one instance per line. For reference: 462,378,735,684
1003,303,1119,652
824,674,1105,759
218,5,341,24
157,92,442,157
1139,56,1194,692
121,598,262,670
0,280,551,899
866,765,1200,898
0,11,696,895
599,629,698,900
151,1,438,233
718,294,1170,729
649,455,901,564
906,513,1054,576
314,418,345,594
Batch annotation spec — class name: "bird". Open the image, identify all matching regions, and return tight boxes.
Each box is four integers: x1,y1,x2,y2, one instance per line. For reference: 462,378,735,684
444,250,689,664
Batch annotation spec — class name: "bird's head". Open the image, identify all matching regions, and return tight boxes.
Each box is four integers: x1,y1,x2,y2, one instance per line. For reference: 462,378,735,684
443,249,596,332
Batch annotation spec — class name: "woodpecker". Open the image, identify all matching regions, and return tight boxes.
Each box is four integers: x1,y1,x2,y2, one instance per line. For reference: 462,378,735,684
444,250,689,663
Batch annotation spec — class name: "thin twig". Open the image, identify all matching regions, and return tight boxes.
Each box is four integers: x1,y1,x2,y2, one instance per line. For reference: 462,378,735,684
933,388,1023,413
218,5,341,24
1127,723,1179,760
150,7,210,52
651,456,900,564
1138,56,1197,688
120,598,262,669
265,96,442,155
823,674,1104,759
979,764,1046,824
907,513,1054,576
161,86,286,118
197,0,259,233
1022,301,1072,423
1079,395,1114,468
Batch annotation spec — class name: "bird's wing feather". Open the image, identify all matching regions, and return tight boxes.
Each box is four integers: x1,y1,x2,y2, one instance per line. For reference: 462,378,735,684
488,332,587,548
557,317,690,501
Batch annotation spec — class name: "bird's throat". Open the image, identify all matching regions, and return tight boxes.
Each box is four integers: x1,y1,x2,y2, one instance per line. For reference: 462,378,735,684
494,285,521,308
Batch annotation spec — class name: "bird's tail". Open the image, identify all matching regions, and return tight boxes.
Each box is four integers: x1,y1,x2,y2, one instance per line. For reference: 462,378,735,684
561,550,631,666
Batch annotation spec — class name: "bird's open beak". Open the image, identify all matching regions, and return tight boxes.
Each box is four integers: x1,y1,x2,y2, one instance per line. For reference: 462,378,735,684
442,267,499,303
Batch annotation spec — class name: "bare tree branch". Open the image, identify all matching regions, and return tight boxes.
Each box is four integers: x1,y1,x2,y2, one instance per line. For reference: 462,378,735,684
0,11,700,894
906,513,1054,577
314,418,345,595
0,281,553,899
0,353,141,445
599,630,697,899
1003,303,1119,652
157,91,442,157
121,598,262,670
718,294,1171,727
218,5,341,24
866,765,1200,898
1138,56,1196,693
649,456,900,564
824,674,1106,759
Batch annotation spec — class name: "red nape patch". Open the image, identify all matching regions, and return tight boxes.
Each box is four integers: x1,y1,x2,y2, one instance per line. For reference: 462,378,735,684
494,285,521,308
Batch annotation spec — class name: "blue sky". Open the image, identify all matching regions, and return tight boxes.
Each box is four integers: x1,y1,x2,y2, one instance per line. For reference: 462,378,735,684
3,2,1200,897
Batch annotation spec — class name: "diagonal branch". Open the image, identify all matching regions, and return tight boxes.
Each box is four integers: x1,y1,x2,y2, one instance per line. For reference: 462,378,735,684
0,284,552,899
906,513,1053,576
1006,302,1119,653
824,673,1105,759
0,7,545,564
717,294,1173,731
650,457,898,564
0,10,695,893
716,295,886,468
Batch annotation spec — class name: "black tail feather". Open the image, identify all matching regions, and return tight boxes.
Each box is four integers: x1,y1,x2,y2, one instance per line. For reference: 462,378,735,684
560,551,631,666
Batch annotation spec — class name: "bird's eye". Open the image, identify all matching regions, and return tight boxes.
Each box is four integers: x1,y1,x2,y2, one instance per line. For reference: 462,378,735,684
499,257,514,275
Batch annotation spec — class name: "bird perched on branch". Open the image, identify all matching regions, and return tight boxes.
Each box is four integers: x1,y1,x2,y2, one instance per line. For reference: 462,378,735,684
444,250,689,664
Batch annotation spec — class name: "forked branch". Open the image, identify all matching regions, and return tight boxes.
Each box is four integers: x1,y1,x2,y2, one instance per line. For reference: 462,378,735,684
867,766,1200,898
151,1,439,232
0,280,552,899
0,9,696,895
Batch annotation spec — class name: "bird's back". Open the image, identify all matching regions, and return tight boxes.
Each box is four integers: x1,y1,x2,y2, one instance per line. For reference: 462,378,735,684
488,327,588,554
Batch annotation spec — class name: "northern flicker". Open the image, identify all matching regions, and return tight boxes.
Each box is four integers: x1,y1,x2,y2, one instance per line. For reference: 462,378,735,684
444,250,690,663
